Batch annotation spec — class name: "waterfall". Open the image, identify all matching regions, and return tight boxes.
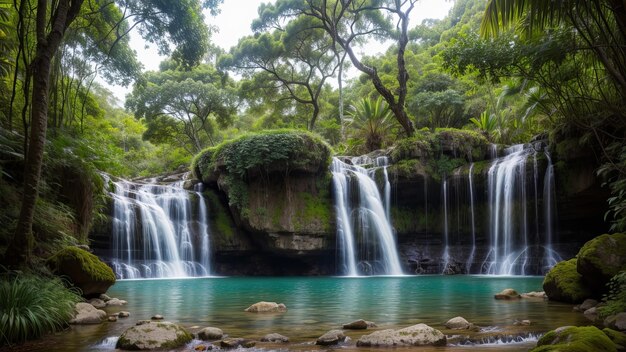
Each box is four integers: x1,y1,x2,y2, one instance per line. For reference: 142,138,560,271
466,163,476,273
331,156,403,276
441,178,450,273
109,180,212,279
483,144,560,275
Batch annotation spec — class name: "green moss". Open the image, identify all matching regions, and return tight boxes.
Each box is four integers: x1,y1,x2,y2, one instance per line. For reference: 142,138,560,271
297,192,333,231
388,159,426,179
191,146,217,181
577,233,626,280
47,246,115,284
203,191,234,238
532,326,618,352
543,258,591,303
602,328,626,349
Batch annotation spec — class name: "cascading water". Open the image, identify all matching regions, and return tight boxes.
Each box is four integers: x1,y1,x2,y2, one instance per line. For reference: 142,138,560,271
109,180,211,279
466,163,476,273
441,178,450,273
331,156,403,276
483,143,561,275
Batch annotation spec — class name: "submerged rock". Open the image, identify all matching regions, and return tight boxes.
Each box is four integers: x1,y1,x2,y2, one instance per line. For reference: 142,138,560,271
220,338,256,349
118,311,130,318
108,315,118,322
151,314,164,320
69,302,106,324
244,301,287,313
116,321,192,350
521,291,547,299
106,298,127,306
494,288,521,300
445,316,471,330
197,327,224,340
316,330,346,346
356,324,446,347
260,333,289,343
343,319,369,330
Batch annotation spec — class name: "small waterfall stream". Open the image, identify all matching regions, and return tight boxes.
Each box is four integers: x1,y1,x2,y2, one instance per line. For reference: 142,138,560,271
109,180,211,279
331,156,403,276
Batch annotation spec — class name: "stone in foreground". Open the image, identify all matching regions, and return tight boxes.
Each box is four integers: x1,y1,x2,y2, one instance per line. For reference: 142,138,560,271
316,330,346,346
356,323,446,347
197,327,224,340
244,301,287,313
220,338,256,348
260,333,289,343
530,325,619,352
116,321,192,350
69,302,106,324
445,316,471,330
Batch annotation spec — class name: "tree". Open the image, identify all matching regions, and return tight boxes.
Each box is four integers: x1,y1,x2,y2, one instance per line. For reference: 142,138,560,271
4,0,221,267
126,63,237,153
255,0,417,136
222,16,341,130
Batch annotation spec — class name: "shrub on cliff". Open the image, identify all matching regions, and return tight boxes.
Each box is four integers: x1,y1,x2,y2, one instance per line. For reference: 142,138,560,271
191,130,332,214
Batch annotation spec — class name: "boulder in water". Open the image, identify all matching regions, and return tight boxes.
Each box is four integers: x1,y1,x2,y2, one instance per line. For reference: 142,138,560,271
531,326,619,352
116,321,192,350
106,298,127,306
543,258,591,303
118,311,130,318
604,313,626,331
356,324,446,347
197,327,224,340
445,316,471,330
260,333,289,343
244,301,287,313
494,288,521,300
151,314,164,320
220,338,256,348
343,319,370,330
69,302,106,324
316,330,346,346
88,298,106,309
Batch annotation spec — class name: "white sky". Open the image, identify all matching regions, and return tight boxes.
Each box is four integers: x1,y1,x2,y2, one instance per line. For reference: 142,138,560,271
109,0,454,102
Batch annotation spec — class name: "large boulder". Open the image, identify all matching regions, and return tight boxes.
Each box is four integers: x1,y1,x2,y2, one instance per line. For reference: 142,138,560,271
244,301,287,313
494,288,521,300
47,247,115,297
69,302,106,324
530,326,619,352
116,321,192,350
577,233,626,295
356,324,446,347
543,258,591,303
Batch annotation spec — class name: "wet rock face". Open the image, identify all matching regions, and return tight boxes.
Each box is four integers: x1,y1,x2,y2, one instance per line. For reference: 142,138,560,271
116,321,192,350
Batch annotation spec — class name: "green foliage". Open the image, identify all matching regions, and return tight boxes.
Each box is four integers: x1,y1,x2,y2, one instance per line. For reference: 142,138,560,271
346,96,397,153
597,144,626,232
598,271,626,319
0,273,81,346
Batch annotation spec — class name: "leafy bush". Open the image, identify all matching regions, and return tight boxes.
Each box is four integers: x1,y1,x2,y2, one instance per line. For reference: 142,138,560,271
0,273,81,346
598,271,626,319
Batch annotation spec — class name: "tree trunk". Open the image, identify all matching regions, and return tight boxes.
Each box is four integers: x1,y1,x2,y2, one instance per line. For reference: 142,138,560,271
4,0,83,267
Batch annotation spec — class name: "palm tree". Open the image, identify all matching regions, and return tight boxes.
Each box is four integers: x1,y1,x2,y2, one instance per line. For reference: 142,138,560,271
346,97,396,152
481,0,626,98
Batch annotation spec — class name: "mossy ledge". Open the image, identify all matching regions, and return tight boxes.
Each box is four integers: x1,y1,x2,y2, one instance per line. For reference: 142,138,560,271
542,258,591,304
531,326,620,352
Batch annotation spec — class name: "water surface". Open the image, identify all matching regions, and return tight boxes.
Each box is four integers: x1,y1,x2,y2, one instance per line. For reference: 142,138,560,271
40,276,586,351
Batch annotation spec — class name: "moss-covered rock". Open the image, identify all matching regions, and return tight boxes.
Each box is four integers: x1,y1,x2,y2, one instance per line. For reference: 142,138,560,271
577,233,626,296
602,328,626,350
531,326,618,352
116,321,192,350
47,246,115,297
543,258,591,304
